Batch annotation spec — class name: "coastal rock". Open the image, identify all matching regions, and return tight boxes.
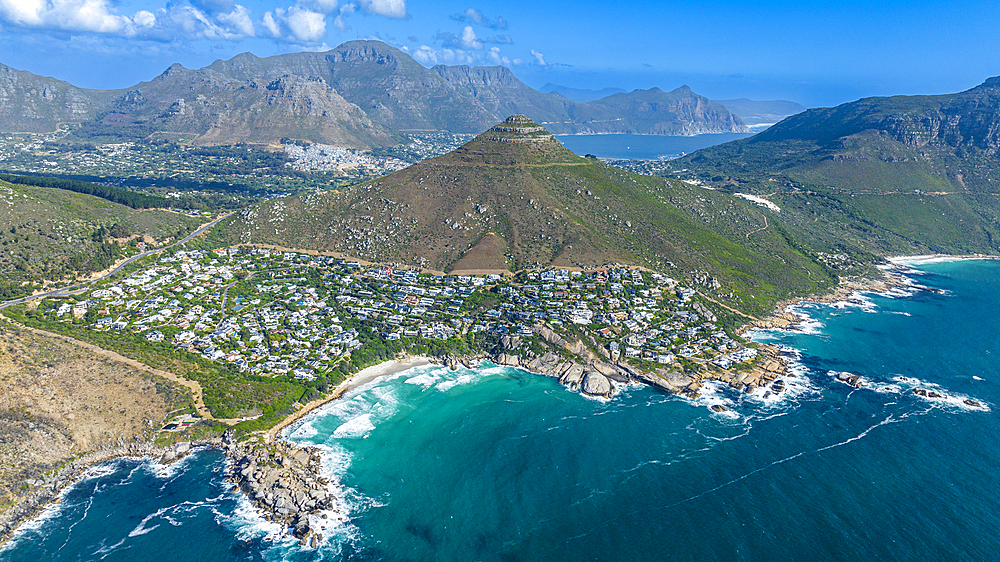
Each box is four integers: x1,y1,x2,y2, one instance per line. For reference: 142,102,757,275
533,326,569,349
496,353,520,367
226,436,336,542
836,372,863,388
581,371,613,398
592,361,629,383
559,365,586,389
631,368,692,393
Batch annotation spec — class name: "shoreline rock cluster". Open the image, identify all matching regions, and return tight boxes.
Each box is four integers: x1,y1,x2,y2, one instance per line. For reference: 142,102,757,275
0,438,219,548
482,322,792,401
224,433,340,548
742,265,936,333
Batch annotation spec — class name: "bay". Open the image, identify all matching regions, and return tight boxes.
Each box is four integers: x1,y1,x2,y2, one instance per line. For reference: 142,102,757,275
3,259,998,561
555,133,754,160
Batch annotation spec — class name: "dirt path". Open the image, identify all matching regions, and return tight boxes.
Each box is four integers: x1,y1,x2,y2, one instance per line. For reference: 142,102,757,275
695,291,761,321
5,320,215,420
746,215,770,239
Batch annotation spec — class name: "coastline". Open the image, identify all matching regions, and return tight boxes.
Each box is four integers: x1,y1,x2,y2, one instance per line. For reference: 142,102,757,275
0,439,220,550
5,253,995,551
740,253,997,334
887,253,1000,266
267,356,433,444
0,358,435,551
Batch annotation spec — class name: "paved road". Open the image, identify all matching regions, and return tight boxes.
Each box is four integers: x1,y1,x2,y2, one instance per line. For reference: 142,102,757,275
0,212,233,310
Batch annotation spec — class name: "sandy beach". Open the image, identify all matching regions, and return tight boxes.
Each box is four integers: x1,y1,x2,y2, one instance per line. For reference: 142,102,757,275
267,356,434,443
887,253,1000,266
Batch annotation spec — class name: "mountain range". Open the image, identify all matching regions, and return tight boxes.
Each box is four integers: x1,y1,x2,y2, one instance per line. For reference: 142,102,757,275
669,76,1000,257
0,41,751,147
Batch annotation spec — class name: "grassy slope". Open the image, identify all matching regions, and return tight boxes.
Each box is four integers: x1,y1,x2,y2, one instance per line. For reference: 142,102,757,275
0,179,201,294
223,130,836,316
666,79,1000,258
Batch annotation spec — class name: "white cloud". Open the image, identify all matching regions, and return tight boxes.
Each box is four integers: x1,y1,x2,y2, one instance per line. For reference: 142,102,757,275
0,0,138,35
300,0,339,15
485,46,508,65
451,8,506,30
133,10,155,28
261,5,327,43
530,49,548,66
261,10,280,37
463,8,484,25
412,44,474,66
460,25,481,50
152,4,251,41
284,6,325,42
0,0,257,41
217,4,254,37
357,0,405,19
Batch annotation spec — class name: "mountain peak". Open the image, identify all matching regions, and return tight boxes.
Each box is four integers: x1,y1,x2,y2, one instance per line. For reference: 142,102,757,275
437,115,583,166
479,115,560,146
157,62,188,80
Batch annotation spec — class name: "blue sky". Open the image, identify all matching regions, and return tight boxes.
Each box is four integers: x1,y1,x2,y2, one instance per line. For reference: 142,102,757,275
1,0,998,107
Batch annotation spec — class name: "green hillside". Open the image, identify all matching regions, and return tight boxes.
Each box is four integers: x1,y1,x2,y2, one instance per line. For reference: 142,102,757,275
666,77,1000,257
222,116,838,317
0,179,202,298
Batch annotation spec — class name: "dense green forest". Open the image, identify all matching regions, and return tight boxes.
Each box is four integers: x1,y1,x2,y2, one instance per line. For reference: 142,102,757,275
0,172,168,209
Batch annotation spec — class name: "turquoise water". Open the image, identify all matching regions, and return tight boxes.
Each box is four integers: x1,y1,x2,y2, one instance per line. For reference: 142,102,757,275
555,133,754,160
3,260,999,561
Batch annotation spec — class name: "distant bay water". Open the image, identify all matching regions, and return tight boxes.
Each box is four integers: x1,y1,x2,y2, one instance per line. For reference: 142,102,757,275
3,259,999,561
556,132,754,160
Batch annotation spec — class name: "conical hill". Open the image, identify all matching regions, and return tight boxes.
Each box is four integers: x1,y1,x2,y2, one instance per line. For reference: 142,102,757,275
224,115,836,314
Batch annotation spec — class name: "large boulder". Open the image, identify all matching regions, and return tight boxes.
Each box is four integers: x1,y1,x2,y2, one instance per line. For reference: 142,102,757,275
581,371,613,397
559,364,586,389
293,515,311,539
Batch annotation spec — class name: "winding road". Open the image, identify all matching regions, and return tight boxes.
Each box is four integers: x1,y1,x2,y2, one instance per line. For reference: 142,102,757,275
0,212,233,311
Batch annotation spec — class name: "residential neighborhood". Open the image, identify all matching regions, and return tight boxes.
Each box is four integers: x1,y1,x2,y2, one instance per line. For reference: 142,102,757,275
34,247,760,384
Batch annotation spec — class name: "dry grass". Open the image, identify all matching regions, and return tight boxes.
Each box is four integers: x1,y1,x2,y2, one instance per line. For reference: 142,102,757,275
0,322,191,512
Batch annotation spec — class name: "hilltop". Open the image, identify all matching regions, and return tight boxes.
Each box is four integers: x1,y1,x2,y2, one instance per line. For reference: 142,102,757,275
667,76,1000,257
587,86,749,135
0,41,748,146
223,116,837,317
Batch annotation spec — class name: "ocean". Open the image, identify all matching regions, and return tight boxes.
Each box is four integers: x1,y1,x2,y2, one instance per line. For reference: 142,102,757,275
555,133,754,160
2,259,998,561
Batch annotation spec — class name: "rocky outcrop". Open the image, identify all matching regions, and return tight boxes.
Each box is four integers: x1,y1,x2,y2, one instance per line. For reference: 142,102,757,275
224,433,340,547
581,371,612,398
0,439,218,548
489,333,792,402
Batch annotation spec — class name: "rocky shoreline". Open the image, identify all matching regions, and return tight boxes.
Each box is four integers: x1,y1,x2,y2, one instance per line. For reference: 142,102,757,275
0,438,221,548
739,264,937,334
481,323,792,401
222,433,343,548
0,258,983,551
